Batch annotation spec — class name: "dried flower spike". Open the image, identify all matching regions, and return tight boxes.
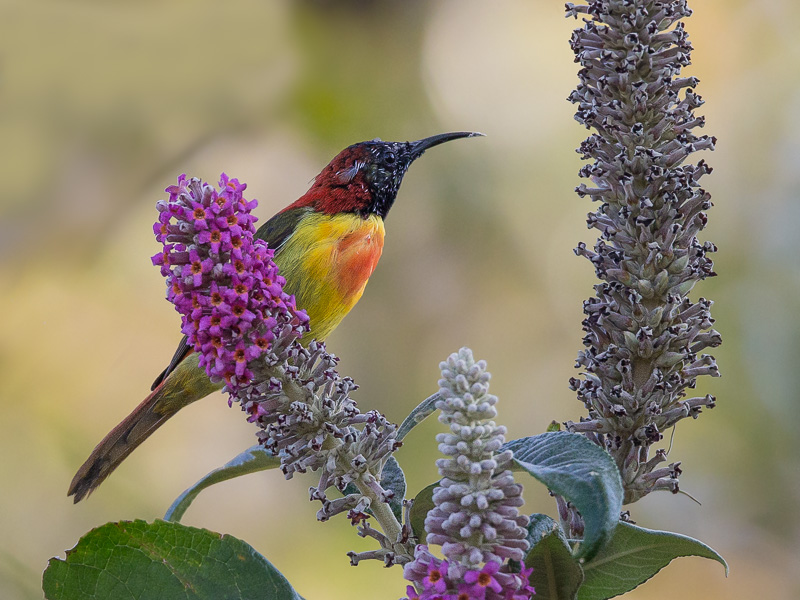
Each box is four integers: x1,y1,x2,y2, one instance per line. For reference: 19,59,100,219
565,0,720,503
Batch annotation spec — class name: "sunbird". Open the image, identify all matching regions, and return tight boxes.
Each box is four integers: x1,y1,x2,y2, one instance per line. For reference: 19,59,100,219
69,131,481,502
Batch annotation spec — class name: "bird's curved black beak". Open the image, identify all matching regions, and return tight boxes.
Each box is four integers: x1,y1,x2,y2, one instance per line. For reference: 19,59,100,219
408,131,484,161
366,131,483,219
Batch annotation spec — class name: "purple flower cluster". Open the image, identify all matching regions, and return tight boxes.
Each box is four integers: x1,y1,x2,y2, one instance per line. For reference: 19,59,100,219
403,546,534,600
151,174,308,389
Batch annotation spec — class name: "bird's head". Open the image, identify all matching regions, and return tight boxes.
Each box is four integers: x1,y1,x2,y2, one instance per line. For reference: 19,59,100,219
296,132,483,219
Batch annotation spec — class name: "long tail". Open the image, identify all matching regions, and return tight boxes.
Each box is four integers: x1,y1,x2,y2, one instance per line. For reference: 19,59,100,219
68,354,221,502
68,383,180,502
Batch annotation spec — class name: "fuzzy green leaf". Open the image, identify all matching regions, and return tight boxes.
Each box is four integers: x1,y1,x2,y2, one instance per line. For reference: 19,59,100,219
578,522,728,600
42,520,303,600
523,514,584,600
380,456,407,521
164,445,280,523
408,482,438,543
504,432,623,561
397,392,440,442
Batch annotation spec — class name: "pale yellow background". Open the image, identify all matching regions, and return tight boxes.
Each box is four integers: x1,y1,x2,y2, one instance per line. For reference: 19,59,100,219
1,1,797,598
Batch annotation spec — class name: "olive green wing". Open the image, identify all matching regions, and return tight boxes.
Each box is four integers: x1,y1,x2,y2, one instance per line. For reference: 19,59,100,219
253,206,310,253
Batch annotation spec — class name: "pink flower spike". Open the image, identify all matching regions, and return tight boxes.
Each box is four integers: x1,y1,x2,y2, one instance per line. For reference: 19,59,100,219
152,174,308,391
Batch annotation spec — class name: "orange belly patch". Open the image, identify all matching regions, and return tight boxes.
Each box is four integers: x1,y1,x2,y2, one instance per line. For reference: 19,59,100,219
335,228,384,299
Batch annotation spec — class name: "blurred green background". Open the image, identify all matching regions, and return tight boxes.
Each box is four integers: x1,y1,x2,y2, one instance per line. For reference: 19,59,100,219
2,0,798,598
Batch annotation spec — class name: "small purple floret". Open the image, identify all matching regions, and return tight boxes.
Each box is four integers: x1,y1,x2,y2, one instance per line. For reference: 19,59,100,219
464,562,503,594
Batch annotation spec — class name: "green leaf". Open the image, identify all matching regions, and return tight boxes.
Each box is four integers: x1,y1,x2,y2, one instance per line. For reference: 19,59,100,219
408,482,437,543
380,456,407,521
523,514,584,600
397,392,440,442
578,522,728,600
43,519,303,600
504,432,624,561
165,445,280,522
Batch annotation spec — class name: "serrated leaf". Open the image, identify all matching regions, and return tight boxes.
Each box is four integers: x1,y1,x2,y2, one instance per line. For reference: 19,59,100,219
165,445,280,522
504,432,623,561
578,522,728,600
523,514,584,600
43,519,303,600
397,392,440,442
408,482,438,543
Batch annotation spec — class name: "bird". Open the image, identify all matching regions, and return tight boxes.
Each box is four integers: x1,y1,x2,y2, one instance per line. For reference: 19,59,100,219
68,131,481,502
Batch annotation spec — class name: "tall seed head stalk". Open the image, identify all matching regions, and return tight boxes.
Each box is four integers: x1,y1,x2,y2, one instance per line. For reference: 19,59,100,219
565,0,721,504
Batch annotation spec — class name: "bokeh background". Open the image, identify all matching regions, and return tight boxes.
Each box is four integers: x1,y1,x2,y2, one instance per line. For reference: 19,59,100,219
2,0,798,598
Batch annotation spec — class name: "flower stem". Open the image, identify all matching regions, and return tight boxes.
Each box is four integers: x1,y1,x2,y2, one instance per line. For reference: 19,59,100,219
353,478,406,555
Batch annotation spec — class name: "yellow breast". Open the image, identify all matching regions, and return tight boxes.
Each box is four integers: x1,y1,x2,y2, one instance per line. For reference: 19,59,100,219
275,212,385,341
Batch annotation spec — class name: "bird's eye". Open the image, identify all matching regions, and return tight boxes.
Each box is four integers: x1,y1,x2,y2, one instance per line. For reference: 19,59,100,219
384,151,396,166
